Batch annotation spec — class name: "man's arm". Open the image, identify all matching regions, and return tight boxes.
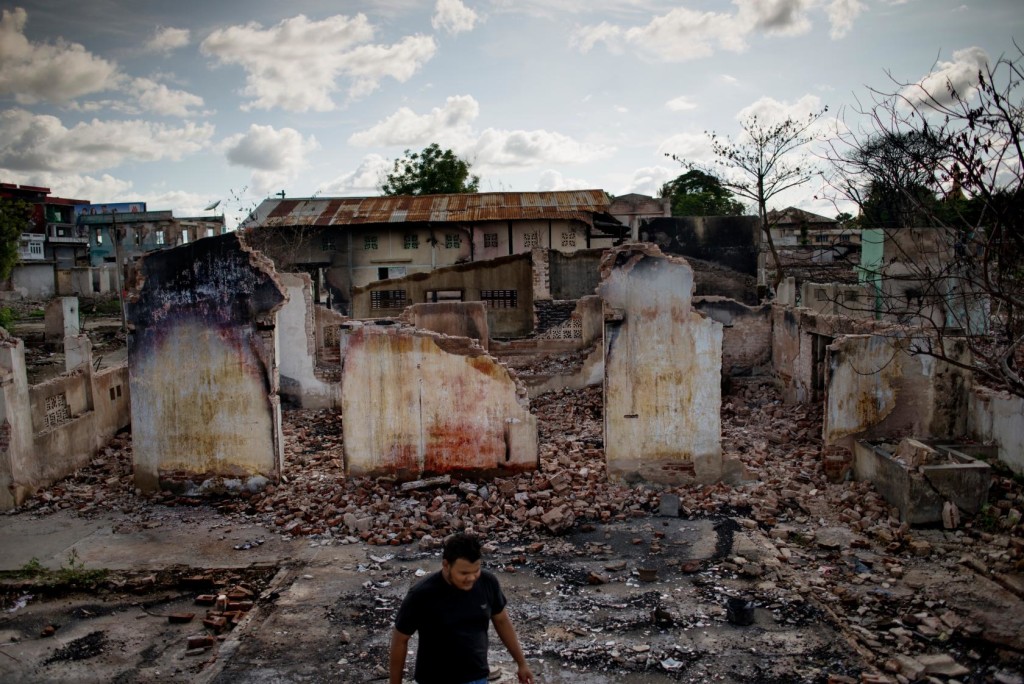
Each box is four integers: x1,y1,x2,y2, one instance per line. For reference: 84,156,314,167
491,610,534,684
389,628,411,684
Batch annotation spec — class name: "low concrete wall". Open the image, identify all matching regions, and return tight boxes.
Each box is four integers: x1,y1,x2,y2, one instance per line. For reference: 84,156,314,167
854,440,992,524
341,325,538,479
11,262,55,300
403,301,490,350
968,387,1024,475
0,328,131,510
824,336,971,448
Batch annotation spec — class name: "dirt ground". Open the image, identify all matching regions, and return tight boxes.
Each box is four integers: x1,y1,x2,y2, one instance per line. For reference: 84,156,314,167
2,375,1023,683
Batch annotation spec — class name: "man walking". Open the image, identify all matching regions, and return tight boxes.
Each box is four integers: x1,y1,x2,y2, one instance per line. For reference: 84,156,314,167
389,533,535,684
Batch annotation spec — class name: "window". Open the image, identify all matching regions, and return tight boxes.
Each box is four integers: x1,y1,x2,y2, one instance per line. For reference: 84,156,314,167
445,234,461,249
206,228,215,238
484,233,498,248
133,229,141,246
364,235,379,250
480,289,518,309
844,291,859,303
371,289,407,310
181,229,189,244
815,289,828,301
322,234,336,251
96,231,104,246
561,231,576,248
523,232,539,248
29,242,43,257
156,230,165,245
815,234,829,243
403,234,419,249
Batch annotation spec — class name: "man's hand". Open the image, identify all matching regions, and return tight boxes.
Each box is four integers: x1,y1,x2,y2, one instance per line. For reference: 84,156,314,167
516,660,535,683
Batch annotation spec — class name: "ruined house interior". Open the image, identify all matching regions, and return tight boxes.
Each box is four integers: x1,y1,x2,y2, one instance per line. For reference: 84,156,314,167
0,192,1022,683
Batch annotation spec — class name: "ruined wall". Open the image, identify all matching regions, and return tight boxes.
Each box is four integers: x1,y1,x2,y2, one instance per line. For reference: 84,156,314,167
969,388,1024,475
351,253,533,338
600,245,723,484
127,233,286,492
694,297,772,377
824,335,971,448
403,301,490,350
640,216,760,276
0,328,131,510
277,273,343,409
549,248,603,300
341,325,537,479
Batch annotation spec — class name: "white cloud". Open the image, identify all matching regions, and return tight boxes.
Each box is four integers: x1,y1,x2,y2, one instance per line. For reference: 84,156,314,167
349,96,614,169
146,26,190,53
132,78,205,117
221,124,320,194
572,0,861,62
721,74,739,84
0,7,119,104
536,170,592,191
318,154,392,196
432,0,479,34
902,46,989,107
826,0,866,39
622,165,677,196
657,132,714,162
0,171,134,202
349,95,479,147
200,14,436,111
469,128,612,169
0,109,214,173
666,95,697,112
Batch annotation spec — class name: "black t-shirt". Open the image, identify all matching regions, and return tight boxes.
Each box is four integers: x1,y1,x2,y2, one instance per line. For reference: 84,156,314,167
394,569,507,684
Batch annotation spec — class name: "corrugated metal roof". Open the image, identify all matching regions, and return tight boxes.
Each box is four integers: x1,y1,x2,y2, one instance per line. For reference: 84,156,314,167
250,190,611,228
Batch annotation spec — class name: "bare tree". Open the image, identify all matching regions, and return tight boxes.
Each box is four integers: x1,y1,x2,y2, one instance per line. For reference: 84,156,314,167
668,108,827,290
822,44,1024,398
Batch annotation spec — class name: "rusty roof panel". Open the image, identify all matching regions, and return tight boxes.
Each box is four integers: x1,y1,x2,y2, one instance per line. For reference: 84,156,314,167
252,190,611,228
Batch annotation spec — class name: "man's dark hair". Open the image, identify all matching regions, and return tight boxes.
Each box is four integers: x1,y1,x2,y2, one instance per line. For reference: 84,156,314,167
443,533,482,564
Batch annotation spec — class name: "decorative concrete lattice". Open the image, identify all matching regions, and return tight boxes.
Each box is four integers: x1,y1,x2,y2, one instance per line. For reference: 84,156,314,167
538,314,583,340
43,393,71,430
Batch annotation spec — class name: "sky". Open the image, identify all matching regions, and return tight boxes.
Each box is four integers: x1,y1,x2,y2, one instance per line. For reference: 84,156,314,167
0,0,1021,227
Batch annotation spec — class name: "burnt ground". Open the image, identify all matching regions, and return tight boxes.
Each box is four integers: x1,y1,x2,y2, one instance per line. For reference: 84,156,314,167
2,378,1023,683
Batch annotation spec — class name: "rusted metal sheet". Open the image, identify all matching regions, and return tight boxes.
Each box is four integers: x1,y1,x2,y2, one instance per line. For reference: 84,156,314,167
254,191,610,228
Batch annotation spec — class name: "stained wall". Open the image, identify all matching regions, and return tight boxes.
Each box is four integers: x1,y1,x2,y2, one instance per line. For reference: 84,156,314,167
341,325,537,479
127,233,286,492
600,244,723,484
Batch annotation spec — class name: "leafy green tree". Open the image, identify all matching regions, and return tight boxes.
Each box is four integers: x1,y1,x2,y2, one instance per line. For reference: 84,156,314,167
658,170,745,216
380,144,480,196
0,198,31,281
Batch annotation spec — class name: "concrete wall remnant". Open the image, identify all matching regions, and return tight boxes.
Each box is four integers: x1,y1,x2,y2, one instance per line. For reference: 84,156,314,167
401,301,490,350
0,328,130,510
341,325,538,479
968,387,1024,475
277,273,343,409
600,244,723,485
853,439,992,524
127,233,286,493
693,297,772,377
44,297,79,347
824,335,972,448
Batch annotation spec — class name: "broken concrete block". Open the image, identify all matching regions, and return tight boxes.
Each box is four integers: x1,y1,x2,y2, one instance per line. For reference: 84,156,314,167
943,501,960,529
916,653,969,677
541,505,574,533
895,438,937,468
